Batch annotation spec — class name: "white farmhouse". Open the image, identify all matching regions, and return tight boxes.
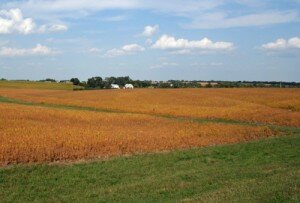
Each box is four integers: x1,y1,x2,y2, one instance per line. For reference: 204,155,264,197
124,84,134,89
111,84,120,89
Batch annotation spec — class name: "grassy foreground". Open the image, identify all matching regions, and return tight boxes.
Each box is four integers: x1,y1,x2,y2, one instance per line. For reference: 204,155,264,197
0,134,299,202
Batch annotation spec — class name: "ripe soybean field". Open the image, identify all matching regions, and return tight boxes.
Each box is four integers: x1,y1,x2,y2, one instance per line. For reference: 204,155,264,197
0,88,299,166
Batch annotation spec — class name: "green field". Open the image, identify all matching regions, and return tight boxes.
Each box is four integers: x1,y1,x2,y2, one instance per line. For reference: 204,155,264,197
1,134,299,202
0,80,76,90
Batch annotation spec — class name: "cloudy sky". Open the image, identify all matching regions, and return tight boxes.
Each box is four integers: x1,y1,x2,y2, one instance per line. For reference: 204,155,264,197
0,0,300,81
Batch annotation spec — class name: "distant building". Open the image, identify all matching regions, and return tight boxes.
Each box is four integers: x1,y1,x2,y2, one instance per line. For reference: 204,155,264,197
111,84,120,89
124,84,134,89
198,82,219,87
59,80,72,84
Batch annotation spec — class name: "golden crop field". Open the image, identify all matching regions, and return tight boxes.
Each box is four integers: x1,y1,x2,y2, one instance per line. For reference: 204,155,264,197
0,88,299,126
0,102,277,166
0,87,299,166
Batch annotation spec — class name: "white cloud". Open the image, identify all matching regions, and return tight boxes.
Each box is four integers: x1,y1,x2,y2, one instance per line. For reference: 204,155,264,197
152,35,234,53
0,44,58,56
89,47,102,53
142,25,159,37
289,37,300,48
190,62,223,67
3,0,219,14
0,8,67,34
100,15,128,22
170,49,192,55
38,24,68,33
262,38,286,50
262,37,300,51
0,8,35,34
2,1,298,29
104,44,145,57
150,62,178,69
145,38,153,45
122,44,144,52
186,11,299,29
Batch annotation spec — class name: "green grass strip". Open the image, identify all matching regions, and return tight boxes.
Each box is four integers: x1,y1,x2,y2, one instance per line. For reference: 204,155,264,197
0,134,299,202
0,81,75,90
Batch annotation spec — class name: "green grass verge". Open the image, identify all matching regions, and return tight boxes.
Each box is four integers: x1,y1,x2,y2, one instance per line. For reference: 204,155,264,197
0,81,75,90
0,134,299,202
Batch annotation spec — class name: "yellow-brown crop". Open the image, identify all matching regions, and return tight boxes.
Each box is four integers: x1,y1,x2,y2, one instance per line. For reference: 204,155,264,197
0,103,277,166
0,88,299,126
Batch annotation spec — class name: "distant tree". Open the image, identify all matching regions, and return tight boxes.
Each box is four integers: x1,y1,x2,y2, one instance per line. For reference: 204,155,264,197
105,77,117,85
79,81,86,86
158,82,171,88
103,76,132,88
205,83,213,88
39,78,56,82
70,78,80,85
117,76,132,86
133,80,151,88
87,77,103,88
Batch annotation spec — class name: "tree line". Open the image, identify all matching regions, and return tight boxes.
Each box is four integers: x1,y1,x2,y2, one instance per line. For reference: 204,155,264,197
67,76,300,89
1,77,299,88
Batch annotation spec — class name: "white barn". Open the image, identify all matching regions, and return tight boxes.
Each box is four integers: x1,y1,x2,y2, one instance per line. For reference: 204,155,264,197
124,84,134,89
111,84,120,89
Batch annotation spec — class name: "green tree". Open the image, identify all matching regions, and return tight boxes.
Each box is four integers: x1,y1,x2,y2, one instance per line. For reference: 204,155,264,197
70,78,80,85
87,77,103,88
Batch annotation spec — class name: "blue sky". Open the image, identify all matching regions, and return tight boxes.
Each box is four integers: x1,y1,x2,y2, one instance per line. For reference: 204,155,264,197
0,0,300,81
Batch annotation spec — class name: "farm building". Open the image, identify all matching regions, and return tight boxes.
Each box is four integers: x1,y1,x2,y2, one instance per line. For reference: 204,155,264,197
124,84,134,89
111,84,120,89
198,82,219,87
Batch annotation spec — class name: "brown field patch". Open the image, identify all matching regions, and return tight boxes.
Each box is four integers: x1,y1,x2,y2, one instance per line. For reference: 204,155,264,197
0,103,277,166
